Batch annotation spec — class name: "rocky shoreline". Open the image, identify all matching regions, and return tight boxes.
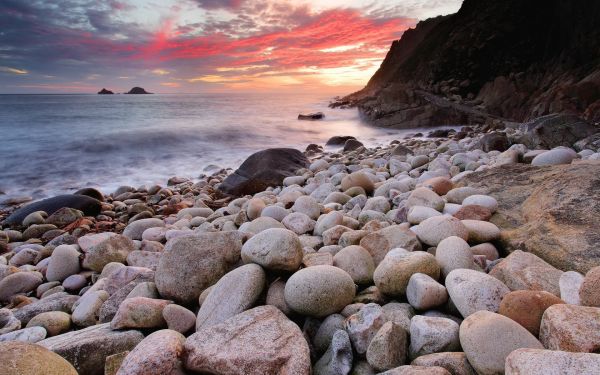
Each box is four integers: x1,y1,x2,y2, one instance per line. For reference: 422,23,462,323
1,113,600,374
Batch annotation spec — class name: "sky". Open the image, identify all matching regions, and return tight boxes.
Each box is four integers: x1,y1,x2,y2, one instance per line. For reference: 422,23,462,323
0,0,462,94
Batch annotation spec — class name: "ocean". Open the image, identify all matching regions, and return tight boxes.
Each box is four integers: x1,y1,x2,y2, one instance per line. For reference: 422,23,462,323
0,93,443,201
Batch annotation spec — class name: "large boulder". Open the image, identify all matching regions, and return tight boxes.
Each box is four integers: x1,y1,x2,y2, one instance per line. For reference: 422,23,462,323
38,323,144,375
117,329,185,375
459,162,600,273
506,348,600,375
184,306,311,375
155,231,243,304
3,194,102,226
0,341,78,375
218,148,309,196
518,113,598,149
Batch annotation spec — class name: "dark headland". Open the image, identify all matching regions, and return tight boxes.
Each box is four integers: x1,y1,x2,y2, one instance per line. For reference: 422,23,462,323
97,88,114,95
1,0,600,374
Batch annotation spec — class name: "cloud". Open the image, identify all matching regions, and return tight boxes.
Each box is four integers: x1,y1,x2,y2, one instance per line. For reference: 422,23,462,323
152,69,171,75
194,0,245,10
0,66,28,75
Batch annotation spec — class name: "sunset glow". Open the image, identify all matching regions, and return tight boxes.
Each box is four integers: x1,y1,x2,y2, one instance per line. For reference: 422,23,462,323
0,0,462,93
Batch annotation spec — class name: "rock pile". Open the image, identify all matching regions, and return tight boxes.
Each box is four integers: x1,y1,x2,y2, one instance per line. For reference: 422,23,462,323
1,118,600,374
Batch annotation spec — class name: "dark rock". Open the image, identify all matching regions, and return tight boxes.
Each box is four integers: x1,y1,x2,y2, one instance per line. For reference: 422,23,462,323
218,148,309,196
97,88,114,95
3,195,102,227
428,129,455,138
391,144,414,156
298,112,324,120
326,136,356,146
343,139,364,152
459,162,600,273
125,87,152,94
480,132,510,152
341,0,600,126
74,188,104,202
305,144,322,154
518,114,598,149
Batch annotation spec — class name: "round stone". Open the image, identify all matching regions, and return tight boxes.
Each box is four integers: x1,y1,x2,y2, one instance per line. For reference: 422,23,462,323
282,212,315,235
333,246,375,285
435,236,473,277
0,341,78,375
446,269,510,318
291,196,321,220
374,249,440,297
62,274,87,292
123,218,165,240
341,172,375,194
411,216,469,247
117,329,186,375
407,187,445,212
498,290,564,336
246,198,266,220
162,304,196,334
407,206,442,225
461,220,501,243
406,273,448,310
284,265,356,317
531,148,576,166
462,195,498,213
26,311,71,337
46,245,81,282
241,228,303,271
460,311,543,375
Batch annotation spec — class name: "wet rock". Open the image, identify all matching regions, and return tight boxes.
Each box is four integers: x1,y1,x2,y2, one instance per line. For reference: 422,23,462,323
3,194,101,226
184,306,310,375
219,148,309,196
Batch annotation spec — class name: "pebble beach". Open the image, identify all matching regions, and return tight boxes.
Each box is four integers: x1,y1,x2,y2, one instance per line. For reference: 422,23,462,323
1,115,600,374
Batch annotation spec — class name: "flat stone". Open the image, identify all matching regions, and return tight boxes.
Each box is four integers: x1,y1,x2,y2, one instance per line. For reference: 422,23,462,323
38,323,144,375
13,292,79,324
184,306,310,375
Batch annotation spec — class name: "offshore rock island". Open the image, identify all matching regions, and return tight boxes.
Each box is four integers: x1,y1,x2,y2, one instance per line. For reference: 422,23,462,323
1,0,600,374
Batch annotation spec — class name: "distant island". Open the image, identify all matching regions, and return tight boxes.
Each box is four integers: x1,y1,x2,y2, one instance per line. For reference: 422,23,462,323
125,87,152,94
97,88,114,95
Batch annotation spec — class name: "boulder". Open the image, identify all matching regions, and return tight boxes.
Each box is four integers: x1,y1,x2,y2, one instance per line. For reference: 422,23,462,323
518,113,597,149
498,290,564,336
480,132,509,152
446,269,510,318
3,194,101,226
0,341,78,375
539,304,600,352
155,231,243,304
505,348,600,375
218,148,309,196
459,311,543,375
38,323,144,375
196,264,266,330
117,329,185,375
184,306,310,375
459,163,600,273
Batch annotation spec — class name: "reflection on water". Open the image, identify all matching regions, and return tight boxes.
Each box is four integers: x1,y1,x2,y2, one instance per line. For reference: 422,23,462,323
0,93,451,199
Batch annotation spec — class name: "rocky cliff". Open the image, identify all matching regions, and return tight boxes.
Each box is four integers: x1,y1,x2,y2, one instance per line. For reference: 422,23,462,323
341,0,600,128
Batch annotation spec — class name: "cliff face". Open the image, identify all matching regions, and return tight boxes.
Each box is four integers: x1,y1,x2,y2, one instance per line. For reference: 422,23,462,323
346,0,600,128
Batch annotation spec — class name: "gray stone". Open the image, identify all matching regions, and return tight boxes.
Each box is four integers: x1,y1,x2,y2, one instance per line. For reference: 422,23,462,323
314,330,353,375
446,269,510,318
409,315,460,359
123,218,165,240
374,249,440,298
345,303,386,355
0,326,47,343
366,321,407,371
46,245,81,282
241,228,303,271
411,216,468,247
